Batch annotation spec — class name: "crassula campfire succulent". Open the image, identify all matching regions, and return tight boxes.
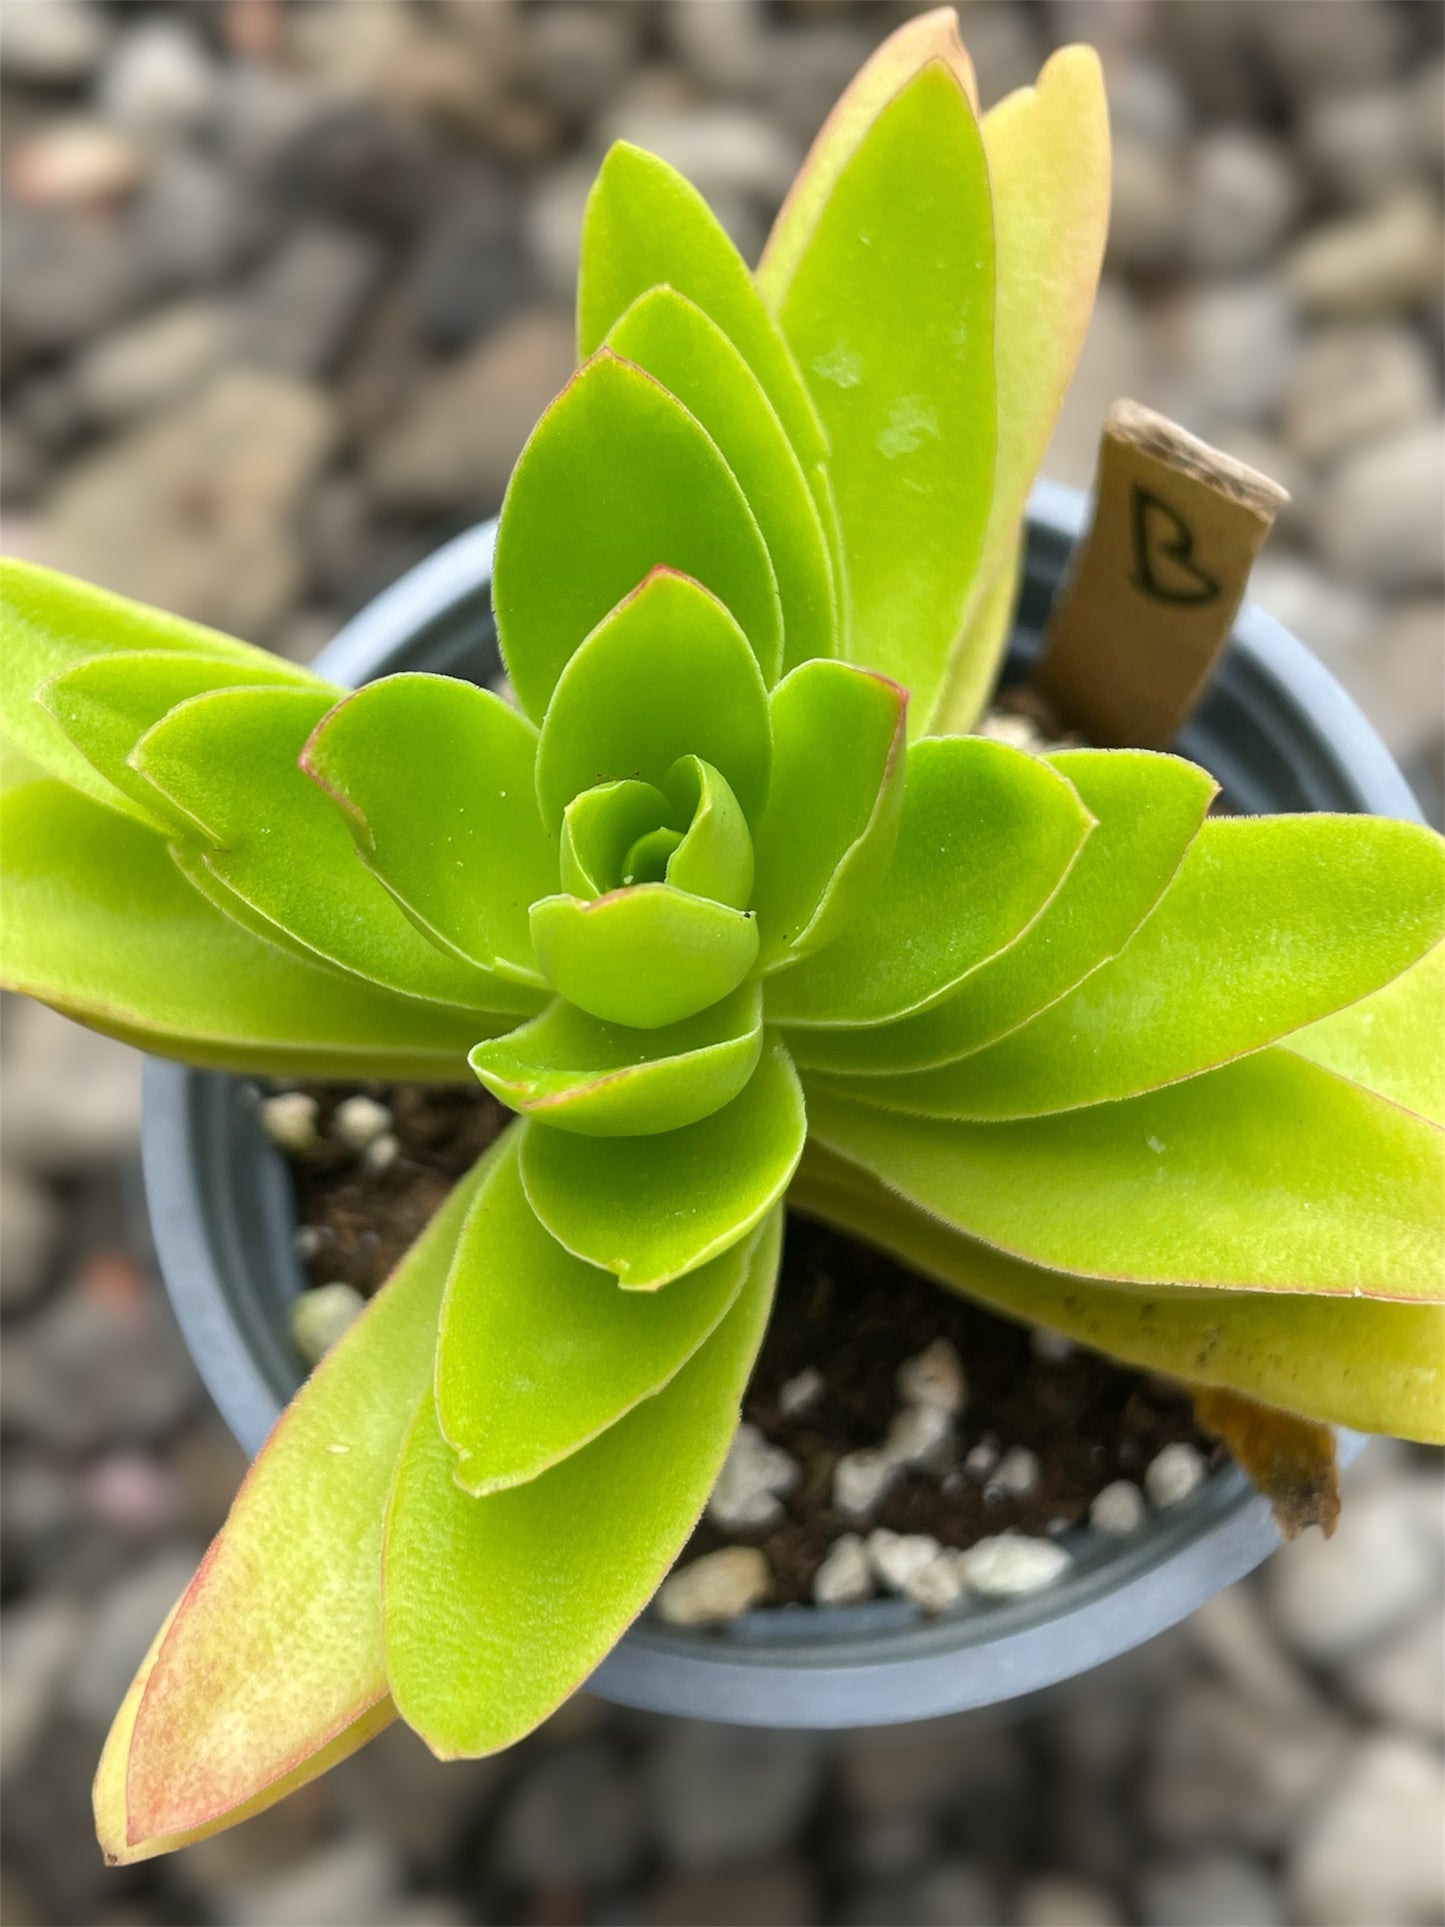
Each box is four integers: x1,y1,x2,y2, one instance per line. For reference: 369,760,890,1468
1,9,1442,1865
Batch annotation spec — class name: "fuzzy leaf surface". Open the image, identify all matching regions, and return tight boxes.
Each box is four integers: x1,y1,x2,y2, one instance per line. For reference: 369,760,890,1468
787,750,1216,1074
521,1041,805,1286
933,47,1111,730
534,569,771,827
530,885,758,1030
469,985,762,1136
791,1145,1445,1440
134,687,528,1013
751,659,908,970
607,288,836,671
437,1131,756,1491
0,783,487,1077
302,674,554,984
765,736,1093,1028
1287,941,1445,1125
493,352,782,719
119,1153,493,1845
851,816,1445,1117
770,63,995,726
0,558,318,823
383,1206,779,1758
579,142,826,468
804,1051,1445,1300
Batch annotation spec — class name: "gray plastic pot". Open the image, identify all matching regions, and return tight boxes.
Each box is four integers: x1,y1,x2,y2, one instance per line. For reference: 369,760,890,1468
143,481,1416,1729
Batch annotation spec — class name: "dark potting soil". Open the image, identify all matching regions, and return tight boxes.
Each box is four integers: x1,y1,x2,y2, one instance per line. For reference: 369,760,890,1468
285,1081,1221,1606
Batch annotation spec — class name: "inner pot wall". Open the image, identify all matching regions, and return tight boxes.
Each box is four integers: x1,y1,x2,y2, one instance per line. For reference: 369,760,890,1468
141,482,1413,1728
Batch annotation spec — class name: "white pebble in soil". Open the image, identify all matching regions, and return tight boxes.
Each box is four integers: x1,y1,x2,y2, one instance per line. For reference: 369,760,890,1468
987,1445,1042,1501
332,1094,393,1151
655,1547,769,1628
261,1090,319,1155
777,1365,824,1420
1090,1480,1147,1537
895,1337,966,1415
812,1533,873,1607
362,1131,400,1175
881,1402,954,1472
290,1282,365,1365
963,1436,1000,1480
959,1533,1073,1599
1145,1442,1208,1509
294,1223,326,1261
1030,1327,1076,1364
707,1422,799,1531
866,1529,940,1594
832,1449,898,1521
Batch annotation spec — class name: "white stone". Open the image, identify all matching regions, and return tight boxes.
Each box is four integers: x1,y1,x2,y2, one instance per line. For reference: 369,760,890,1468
290,1282,365,1365
1090,1480,1146,1537
1030,1328,1075,1364
1169,279,1298,428
881,1403,954,1472
1016,1876,1126,1927
832,1449,898,1521
1246,554,1379,673
1289,191,1445,318
1301,88,1416,207
904,1551,965,1618
1267,1475,1443,1662
332,1094,392,1151
812,1533,874,1608
866,1529,941,1595
0,1597,87,1779
963,1437,1000,1480
959,1534,1072,1599
1343,1608,1445,1741
0,1167,59,1312
990,1446,1042,1499
1139,1850,1284,1927
0,999,140,1171
226,1833,402,1927
1315,420,1445,595
778,1366,824,1420
895,1338,966,1415
656,1547,769,1627
1145,1443,1208,1509
707,1422,798,1531
260,1090,319,1156
1186,131,1299,273
100,18,217,142
0,0,110,83
362,1131,400,1175
1288,1735,1445,1927
1188,1583,1322,1722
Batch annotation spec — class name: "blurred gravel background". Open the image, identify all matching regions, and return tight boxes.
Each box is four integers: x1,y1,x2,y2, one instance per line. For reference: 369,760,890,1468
1,3,1441,1924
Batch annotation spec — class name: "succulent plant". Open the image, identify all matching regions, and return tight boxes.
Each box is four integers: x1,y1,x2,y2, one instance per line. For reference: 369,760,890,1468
1,9,1442,1865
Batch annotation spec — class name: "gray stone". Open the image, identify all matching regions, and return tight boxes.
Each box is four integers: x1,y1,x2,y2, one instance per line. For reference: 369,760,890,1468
1325,598,1445,763
708,1422,798,1530
1246,553,1379,671
1343,1605,1445,1741
0,1167,60,1313
0,0,110,83
1289,191,1445,318
0,203,146,354
331,1721,503,1869
1015,1877,1125,1926
1188,1582,1322,1721
0,1596,87,1780
1,999,141,1171
1168,279,1297,427
645,1724,823,1871
527,4,641,121
600,101,800,212
132,149,256,291
1287,1735,1445,1927
63,1546,201,1729
1267,1472,1443,1662
666,0,772,96
1252,0,1407,98
813,1533,873,1607
71,299,231,426
1186,132,1299,273
30,369,335,642
225,1833,403,1927
408,177,530,352
99,18,217,143
842,1711,1027,1821
236,224,385,378
1301,89,1417,207
1315,420,1445,594
494,1739,643,1886
1108,58,1192,153
916,1859,1004,1927
656,1546,769,1627
366,308,574,515
0,417,48,506
1283,324,1437,467
524,157,595,302
1139,1851,1284,1927
643,1857,817,1927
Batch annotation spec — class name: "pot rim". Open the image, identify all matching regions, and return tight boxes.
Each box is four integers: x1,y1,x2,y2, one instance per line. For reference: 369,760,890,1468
142,481,1413,1728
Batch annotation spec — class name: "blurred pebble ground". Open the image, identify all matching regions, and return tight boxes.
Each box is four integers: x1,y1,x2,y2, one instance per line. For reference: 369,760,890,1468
0,2,1441,1923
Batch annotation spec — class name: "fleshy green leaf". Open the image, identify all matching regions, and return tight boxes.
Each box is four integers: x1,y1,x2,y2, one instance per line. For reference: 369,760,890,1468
436,1130,757,1490
301,674,554,985
560,780,669,898
792,1143,1445,1441
768,62,995,728
0,558,319,824
469,985,763,1136
787,750,1217,1075
607,287,836,671
846,815,1445,1119
521,1040,805,1287
493,351,782,720
579,142,827,470
751,658,907,971
382,1206,780,1757
0,782,490,1078
117,1149,496,1846
1287,941,1445,1126
931,46,1111,732
529,884,759,1030
662,757,754,910
764,736,1093,1028
133,687,531,1013
804,1050,1445,1300
41,650,320,835
533,569,771,828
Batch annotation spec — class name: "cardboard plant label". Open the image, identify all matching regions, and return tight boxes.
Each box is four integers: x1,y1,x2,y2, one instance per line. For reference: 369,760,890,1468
1036,400,1289,748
